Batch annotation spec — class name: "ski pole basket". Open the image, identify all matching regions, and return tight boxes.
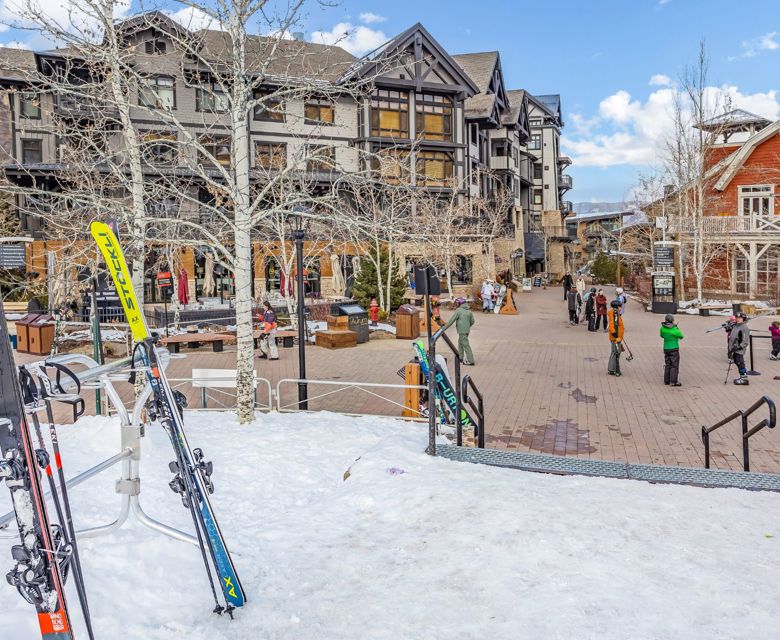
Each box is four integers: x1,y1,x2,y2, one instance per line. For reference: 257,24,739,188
702,395,776,471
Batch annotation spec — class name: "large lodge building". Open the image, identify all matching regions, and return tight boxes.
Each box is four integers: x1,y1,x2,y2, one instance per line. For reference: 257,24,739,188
0,12,574,303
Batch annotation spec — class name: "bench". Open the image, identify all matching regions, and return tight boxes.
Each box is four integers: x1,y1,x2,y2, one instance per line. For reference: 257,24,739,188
159,332,235,353
192,368,258,408
252,329,297,348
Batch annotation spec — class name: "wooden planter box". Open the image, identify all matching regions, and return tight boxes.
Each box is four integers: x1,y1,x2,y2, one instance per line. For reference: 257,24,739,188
315,329,357,349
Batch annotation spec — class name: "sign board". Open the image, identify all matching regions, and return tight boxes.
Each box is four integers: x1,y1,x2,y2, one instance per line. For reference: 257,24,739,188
533,276,542,288
0,243,26,268
156,271,173,289
653,246,675,270
522,277,532,292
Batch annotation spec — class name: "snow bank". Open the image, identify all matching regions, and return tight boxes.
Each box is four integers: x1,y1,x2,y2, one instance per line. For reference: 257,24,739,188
1,411,778,639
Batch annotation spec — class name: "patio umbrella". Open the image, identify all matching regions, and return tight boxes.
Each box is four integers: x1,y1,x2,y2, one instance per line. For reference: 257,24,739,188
177,268,190,305
203,252,215,296
330,254,345,296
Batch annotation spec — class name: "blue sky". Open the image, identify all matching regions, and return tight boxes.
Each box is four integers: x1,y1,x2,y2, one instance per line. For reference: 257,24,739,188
1,0,779,203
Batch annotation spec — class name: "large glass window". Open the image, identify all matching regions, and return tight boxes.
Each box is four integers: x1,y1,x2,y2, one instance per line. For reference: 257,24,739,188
416,151,453,187
21,139,42,164
533,163,543,180
371,147,410,184
304,99,335,125
306,145,335,172
196,83,228,113
533,188,543,205
757,247,780,296
199,135,231,167
739,185,774,217
139,76,175,110
142,132,177,165
529,134,542,150
254,90,285,122
255,142,287,170
370,89,409,138
20,92,40,119
415,93,453,141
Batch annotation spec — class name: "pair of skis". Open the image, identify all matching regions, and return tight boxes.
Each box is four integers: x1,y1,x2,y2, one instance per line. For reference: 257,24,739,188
0,305,94,638
90,221,245,617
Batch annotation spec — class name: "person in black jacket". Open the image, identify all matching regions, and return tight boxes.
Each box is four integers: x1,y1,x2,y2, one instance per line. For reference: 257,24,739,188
584,287,597,331
566,288,581,325
560,271,573,301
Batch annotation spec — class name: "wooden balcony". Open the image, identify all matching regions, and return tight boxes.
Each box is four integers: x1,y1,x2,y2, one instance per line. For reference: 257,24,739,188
670,214,780,239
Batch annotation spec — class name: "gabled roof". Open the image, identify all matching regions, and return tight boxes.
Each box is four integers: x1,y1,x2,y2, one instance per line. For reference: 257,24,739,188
527,93,563,127
451,52,498,93
697,108,771,133
713,119,780,191
464,93,496,119
341,23,478,95
503,89,526,127
0,48,38,81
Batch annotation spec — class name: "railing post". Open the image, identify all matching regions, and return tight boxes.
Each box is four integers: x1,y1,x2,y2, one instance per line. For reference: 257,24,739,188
454,353,463,447
478,392,485,449
702,427,710,469
427,332,437,456
742,412,750,472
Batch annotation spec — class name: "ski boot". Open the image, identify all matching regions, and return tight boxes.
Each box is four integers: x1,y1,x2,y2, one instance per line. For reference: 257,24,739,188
733,375,750,385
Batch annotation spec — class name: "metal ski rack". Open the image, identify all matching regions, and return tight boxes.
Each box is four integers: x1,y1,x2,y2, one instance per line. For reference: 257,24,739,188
0,351,196,546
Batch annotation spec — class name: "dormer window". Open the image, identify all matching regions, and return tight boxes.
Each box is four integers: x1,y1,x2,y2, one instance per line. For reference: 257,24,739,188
145,39,167,55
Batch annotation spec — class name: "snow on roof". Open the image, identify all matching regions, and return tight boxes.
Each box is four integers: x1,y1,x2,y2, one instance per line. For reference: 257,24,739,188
565,210,634,224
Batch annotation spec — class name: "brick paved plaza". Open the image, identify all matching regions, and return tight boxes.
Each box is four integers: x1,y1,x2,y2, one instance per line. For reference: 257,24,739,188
16,285,780,474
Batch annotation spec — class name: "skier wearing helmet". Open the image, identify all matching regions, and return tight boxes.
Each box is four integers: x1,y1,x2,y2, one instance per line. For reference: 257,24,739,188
443,297,476,366
729,312,751,385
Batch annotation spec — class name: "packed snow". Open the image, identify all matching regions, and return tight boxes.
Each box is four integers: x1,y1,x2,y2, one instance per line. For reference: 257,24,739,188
1,411,779,639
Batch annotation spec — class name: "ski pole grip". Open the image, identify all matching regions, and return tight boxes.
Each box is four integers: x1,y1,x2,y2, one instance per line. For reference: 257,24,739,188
45,362,81,395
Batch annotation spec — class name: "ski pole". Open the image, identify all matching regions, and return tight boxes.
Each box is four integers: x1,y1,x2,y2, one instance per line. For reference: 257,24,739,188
623,338,634,362
724,358,733,384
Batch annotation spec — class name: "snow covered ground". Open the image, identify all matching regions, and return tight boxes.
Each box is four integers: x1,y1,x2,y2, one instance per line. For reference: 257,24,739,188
1,411,779,639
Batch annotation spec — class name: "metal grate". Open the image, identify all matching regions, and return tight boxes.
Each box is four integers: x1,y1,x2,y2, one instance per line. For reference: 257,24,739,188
436,444,780,492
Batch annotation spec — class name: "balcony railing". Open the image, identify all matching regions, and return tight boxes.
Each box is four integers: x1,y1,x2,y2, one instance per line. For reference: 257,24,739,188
558,174,573,190
558,155,572,167
544,226,574,241
561,200,573,214
670,214,780,235
489,155,511,171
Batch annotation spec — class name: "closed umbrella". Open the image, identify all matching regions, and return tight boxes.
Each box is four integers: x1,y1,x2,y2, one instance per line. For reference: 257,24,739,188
203,253,215,296
177,269,190,305
330,254,345,296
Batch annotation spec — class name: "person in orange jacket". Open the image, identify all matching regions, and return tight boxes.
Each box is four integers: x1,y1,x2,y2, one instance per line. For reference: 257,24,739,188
607,299,624,376
257,301,279,360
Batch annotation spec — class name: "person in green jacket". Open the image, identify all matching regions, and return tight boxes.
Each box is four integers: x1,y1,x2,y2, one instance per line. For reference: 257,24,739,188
660,313,683,386
443,297,476,365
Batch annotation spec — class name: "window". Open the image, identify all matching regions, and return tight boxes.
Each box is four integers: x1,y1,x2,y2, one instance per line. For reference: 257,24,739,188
739,185,774,216
142,132,177,165
196,83,229,113
533,163,542,180
529,134,541,150
533,188,543,206
369,89,409,138
530,118,542,126
145,40,167,55
370,147,410,184
199,135,231,167
416,150,453,187
304,99,335,125
21,139,42,164
254,90,285,122
255,142,287,170
139,76,175,110
306,145,335,172
415,93,453,141
470,124,478,145
20,92,40,119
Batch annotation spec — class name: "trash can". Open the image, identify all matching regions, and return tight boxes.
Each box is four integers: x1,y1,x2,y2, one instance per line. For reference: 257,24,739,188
14,313,42,353
395,304,421,340
27,314,55,355
337,304,369,344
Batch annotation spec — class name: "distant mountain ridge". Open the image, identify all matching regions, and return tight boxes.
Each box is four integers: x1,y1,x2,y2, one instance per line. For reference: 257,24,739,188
573,202,633,214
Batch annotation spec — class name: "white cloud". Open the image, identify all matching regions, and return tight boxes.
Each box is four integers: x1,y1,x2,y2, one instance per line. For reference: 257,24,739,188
649,73,672,87
730,31,779,60
310,22,387,56
166,7,217,31
658,0,672,5
359,12,386,24
562,85,780,168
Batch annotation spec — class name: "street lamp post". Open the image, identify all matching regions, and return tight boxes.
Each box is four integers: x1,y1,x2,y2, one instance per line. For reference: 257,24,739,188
291,212,308,410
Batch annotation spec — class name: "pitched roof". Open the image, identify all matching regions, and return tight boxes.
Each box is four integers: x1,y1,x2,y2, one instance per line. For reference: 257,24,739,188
451,52,498,93
536,94,561,115
463,93,495,119
697,108,771,131
0,48,39,81
502,89,526,126
713,119,780,191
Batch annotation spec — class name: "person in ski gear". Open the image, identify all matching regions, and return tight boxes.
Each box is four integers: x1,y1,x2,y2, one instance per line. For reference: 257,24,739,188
595,289,608,332
443,297,476,365
608,299,624,376
769,321,780,360
615,287,627,314
560,271,573,301
576,275,586,302
584,287,597,331
480,280,494,313
660,313,683,386
729,312,750,385
258,301,279,360
566,288,581,325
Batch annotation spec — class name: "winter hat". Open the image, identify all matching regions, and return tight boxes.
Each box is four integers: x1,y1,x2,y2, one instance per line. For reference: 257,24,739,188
455,297,467,305
664,313,675,323
590,287,596,293
615,287,624,295
610,300,622,309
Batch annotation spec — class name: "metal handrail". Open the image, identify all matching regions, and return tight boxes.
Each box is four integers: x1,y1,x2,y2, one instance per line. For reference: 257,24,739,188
702,395,776,471
428,326,465,453
462,374,485,449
